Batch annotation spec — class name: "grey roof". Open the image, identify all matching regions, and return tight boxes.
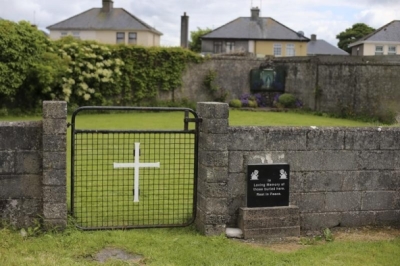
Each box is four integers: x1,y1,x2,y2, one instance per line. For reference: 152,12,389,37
308,39,349,55
349,20,400,47
47,8,162,35
202,17,309,41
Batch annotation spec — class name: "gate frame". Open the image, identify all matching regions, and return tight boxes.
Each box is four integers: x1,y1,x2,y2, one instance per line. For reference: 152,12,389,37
70,106,202,230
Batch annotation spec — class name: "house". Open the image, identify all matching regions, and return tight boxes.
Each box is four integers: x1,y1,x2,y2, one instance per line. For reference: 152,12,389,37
47,0,162,46
201,7,309,56
348,20,400,56
307,34,348,56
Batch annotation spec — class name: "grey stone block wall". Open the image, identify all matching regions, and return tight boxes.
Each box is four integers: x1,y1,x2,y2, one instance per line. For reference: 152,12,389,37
0,121,43,227
160,56,400,121
196,103,400,234
0,101,67,229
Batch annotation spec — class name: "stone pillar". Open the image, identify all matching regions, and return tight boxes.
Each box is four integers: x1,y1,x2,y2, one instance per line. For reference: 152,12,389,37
42,101,67,229
196,102,230,235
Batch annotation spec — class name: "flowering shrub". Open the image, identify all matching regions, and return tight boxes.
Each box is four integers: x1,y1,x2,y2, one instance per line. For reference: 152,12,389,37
239,93,251,107
53,38,124,105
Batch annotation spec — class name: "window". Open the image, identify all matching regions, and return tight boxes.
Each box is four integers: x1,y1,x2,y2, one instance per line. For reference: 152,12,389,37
286,44,295,56
116,32,125,44
375,46,384,55
388,46,397,55
226,41,235,53
60,31,68,37
72,31,80,39
214,41,222,54
128,32,137,44
273,44,282,56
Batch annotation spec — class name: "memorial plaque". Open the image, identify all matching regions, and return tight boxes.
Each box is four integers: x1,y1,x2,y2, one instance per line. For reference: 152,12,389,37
247,164,290,207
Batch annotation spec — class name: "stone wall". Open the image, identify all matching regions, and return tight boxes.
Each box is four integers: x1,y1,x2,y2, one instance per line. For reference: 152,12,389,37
196,102,400,235
0,101,67,229
168,56,400,120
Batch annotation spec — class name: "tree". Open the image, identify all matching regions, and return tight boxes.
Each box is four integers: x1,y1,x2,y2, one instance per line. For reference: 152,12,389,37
0,20,51,106
189,27,212,53
336,23,375,53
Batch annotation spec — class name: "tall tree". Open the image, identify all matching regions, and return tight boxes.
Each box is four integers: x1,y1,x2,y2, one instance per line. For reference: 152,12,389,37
189,27,212,53
336,23,375,53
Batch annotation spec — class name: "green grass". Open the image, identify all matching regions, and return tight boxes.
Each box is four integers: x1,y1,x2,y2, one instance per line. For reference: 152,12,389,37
0,108,387,127
229,109,385,127
0,225,399,265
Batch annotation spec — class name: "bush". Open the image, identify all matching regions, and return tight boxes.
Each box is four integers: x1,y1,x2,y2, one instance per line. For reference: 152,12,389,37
248,100,258,108
229,99,242,108
278,93,296,108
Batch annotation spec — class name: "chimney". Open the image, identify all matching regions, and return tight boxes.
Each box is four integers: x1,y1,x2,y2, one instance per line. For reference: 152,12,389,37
102,0,114,12
251,7,260,20
311,34,317,41
181,12,189,49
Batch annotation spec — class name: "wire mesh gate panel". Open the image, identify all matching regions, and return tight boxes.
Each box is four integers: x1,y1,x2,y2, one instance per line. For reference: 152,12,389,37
70,107,201,230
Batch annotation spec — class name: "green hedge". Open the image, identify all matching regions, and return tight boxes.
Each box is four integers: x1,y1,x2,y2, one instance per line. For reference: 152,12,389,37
0,20,203,111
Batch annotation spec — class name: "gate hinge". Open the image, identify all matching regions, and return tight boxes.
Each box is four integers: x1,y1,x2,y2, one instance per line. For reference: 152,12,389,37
67,122,72,128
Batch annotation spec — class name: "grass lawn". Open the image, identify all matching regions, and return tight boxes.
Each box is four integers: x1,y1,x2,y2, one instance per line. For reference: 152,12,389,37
0,109,387,127
0,225,399,265
1,110,399,265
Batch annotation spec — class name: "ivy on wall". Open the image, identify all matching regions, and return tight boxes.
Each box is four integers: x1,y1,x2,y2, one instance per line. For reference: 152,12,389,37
0,20,203,110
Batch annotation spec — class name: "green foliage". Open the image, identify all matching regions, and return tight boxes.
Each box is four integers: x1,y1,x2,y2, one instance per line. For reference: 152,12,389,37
229,99,242,108
0,27,203,110
19,52,70,109
0,20,51,104
324,228,334,242
278,93,297,108
203,69,228,102
248,100,258,108
189,27,212,53
53,37,124,106
203,69,218,92
336,23,375,53
113,45,203,105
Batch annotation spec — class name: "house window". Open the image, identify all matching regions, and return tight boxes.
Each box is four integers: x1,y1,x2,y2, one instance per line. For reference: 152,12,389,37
375,46,384,55
72,31,80,39
61,31,68,37
273,44,282,56
116,32,125,44
286,44,295,56
388,46,397,55
214,41,222,54
128,32,137,44
226,41,235,53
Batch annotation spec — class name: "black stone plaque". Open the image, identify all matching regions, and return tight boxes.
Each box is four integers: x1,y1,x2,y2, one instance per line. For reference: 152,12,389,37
247,164,290,207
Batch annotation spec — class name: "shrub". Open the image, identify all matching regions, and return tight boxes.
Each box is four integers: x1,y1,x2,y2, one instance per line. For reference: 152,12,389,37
229,99,242,108
248,100,258,108
278,93,296,108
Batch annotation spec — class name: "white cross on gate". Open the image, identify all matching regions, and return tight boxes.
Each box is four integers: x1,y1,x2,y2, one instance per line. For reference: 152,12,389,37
113,142,160,203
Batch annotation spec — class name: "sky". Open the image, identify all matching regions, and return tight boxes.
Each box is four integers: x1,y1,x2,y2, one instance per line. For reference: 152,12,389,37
0,0,399,47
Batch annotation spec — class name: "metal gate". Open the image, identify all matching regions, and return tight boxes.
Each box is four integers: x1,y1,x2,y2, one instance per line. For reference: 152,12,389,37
70,106,201,230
